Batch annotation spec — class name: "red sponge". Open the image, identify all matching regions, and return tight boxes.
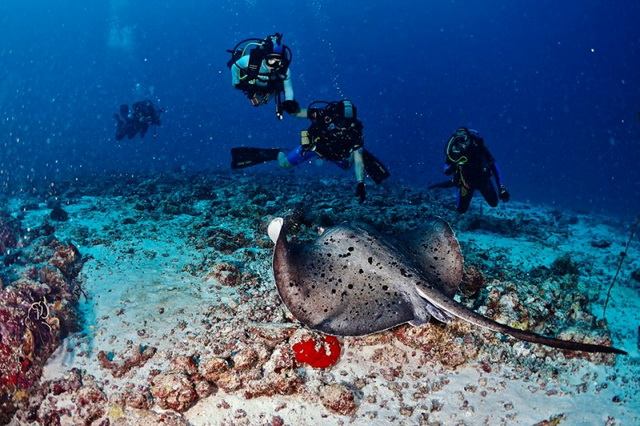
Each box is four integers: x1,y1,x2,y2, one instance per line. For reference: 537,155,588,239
292,336,341,369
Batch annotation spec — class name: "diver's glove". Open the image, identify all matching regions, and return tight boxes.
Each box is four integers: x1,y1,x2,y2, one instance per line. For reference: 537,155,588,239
355,182,366,204
499,185,510,202
281,100,301,114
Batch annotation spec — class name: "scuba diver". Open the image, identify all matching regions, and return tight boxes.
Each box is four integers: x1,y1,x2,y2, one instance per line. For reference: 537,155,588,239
227,33,300,120
230,99,390,204
114,100,163,141
428,127,510,213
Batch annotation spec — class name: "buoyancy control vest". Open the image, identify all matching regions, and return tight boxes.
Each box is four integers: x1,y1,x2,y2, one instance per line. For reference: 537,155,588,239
302,100,364,161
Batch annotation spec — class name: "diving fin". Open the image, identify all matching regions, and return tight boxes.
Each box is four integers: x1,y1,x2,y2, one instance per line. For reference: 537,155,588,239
362,149,390,184
231,147,281,169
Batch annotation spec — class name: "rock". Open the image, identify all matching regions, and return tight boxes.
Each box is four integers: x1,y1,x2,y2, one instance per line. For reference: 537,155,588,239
319,383,358,416
590,239,611,248
50,206,69,222
151,370,198,412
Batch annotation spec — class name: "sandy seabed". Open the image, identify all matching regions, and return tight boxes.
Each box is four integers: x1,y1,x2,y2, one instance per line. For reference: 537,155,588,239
2,170,639,425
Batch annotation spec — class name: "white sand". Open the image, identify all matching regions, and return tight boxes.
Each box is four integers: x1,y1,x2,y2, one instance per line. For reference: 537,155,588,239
8,190,638,425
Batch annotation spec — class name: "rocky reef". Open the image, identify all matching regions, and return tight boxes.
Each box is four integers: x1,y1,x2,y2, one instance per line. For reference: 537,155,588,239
0,170,636,425
0,210,85,425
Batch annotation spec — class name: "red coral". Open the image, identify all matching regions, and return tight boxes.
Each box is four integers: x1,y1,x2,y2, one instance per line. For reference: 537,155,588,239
292,335,341,369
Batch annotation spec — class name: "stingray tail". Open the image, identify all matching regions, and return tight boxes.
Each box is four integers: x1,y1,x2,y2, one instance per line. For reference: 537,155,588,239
425,293,627,355
496,324,627,355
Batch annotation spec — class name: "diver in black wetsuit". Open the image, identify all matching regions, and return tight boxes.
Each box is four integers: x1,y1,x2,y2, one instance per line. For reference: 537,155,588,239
230,100,390,204
114,100,163,141
429,127,510,213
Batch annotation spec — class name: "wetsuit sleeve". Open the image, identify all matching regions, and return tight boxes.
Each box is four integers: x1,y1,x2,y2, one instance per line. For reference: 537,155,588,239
231,56,249,87
282,68,294,101
444,157,455,175
482,145,496,164
353,148,365,183
480,145,502,186
490,162,504,187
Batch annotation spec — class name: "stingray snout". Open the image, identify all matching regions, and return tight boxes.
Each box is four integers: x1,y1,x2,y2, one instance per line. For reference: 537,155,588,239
268,217,285,244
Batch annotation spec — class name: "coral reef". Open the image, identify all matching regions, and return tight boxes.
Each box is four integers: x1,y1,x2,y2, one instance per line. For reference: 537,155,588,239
0,223,85,424
0,213,18,257
1,170,634,425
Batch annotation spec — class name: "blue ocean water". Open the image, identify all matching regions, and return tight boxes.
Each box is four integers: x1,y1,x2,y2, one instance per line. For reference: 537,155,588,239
0,0,638,217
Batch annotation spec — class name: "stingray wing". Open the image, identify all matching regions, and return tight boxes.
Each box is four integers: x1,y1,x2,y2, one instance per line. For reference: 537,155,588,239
398,217,463,298
273,224,419,336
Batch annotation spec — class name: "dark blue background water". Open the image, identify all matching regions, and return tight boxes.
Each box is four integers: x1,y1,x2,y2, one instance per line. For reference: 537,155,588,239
1,0,638,218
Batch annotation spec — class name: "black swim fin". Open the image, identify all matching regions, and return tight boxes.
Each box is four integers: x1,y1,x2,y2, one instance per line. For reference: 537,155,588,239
362,149,390,184
231,147,281,169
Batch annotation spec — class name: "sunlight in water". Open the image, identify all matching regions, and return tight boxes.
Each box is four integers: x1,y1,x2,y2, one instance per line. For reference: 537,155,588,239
107,23,134,51
108,0,134,51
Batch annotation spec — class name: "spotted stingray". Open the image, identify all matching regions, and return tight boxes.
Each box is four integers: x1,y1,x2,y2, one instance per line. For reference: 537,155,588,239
268,217,626,355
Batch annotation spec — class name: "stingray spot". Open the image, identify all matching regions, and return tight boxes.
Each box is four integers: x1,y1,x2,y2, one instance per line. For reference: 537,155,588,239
326,253,332,257
382,285,389,291
331,289,337,294
348,284,354,289
367,257,373,264
359,269,364,274
400,268,412,278
348,246,354,251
